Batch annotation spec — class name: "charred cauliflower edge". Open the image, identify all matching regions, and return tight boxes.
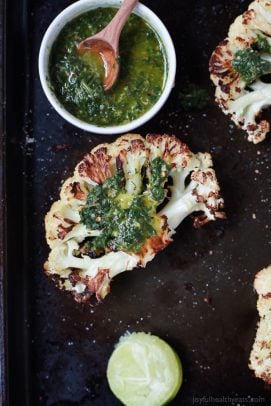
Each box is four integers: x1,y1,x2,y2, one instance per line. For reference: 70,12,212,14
209,0,271,144
44,134,225,303
250,265,271,383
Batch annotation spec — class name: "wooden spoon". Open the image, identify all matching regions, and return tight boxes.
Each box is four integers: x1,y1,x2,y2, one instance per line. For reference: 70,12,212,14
77,0,138,91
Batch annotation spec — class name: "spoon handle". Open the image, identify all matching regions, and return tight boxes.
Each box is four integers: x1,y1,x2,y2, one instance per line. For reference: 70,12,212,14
101,0,138,53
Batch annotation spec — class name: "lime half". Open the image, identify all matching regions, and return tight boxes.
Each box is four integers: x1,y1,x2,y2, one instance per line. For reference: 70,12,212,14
107,332,183,406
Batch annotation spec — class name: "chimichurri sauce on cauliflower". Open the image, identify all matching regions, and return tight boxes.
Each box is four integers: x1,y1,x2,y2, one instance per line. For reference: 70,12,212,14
210,0,271,144
44,134,225,303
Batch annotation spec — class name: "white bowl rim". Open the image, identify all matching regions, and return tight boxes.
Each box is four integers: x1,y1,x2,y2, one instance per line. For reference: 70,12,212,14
38,0,176,135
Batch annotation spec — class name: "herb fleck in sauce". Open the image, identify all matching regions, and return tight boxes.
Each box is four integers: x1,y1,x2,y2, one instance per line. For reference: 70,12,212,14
49,8,167,126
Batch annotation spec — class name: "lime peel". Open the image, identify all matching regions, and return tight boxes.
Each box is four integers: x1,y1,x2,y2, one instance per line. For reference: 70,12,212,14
107,332,183,406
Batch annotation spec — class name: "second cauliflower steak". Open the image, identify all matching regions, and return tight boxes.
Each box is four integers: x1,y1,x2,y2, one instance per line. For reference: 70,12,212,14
250,265,271,383
209,0,271,143
44,134,225,302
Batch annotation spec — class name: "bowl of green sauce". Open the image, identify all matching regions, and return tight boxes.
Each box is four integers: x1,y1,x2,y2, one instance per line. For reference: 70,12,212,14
39,0,176,134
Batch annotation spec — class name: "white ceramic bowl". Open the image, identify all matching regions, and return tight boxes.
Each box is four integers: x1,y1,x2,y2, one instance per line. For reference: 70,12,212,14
39,0,176,134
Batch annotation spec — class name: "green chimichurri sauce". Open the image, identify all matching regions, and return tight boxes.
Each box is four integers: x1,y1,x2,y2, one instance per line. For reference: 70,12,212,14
80,157,170,256
49,8,167,126
232,35,271,85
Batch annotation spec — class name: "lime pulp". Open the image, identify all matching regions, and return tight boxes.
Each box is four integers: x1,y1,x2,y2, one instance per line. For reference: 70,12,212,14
107,332,183,406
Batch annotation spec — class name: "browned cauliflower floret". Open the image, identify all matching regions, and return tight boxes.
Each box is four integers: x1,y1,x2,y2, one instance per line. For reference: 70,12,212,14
44,134,225,303
249,265,271,383
209,0,271,144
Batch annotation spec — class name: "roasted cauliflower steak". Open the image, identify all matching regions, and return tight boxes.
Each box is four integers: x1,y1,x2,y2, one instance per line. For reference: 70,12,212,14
250,265,271,383
44,134,225,303
209,0,271,143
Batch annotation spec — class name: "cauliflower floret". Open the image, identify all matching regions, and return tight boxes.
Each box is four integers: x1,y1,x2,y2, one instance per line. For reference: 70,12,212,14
209,0,271,143
44,134,225,303
249,265,271,383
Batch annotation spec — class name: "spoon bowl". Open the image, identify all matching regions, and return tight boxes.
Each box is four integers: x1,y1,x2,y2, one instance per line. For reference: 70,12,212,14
77,39,119,91
77,0,138,91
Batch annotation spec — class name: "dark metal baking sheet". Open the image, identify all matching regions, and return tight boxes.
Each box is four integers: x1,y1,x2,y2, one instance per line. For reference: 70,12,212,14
2,0,271,405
